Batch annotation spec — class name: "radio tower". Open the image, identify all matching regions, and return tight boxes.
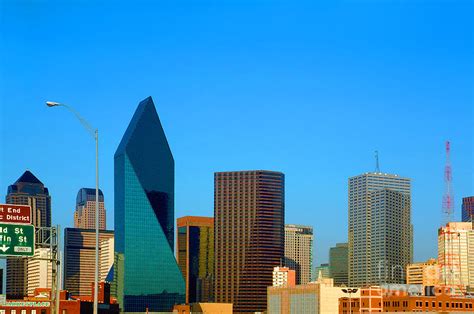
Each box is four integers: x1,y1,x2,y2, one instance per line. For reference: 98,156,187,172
442,141,454,223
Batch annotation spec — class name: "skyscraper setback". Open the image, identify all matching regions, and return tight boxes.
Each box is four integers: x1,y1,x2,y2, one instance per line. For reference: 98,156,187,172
348,172,413,287
214,170,284,313
284,224,313,284
176,216,214,304
113,97,185,312
74,188,106,230
5,170,51,299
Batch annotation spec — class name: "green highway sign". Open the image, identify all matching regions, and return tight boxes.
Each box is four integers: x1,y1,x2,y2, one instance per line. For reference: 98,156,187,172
0,223,34,257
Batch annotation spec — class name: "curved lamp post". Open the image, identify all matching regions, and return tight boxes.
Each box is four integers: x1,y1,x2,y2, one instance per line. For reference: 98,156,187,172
46,101,99,314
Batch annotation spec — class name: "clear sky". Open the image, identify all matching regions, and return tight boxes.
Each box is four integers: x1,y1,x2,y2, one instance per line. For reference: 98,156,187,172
0,0,472,266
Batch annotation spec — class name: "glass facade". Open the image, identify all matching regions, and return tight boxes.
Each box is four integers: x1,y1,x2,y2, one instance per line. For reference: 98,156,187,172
114,97,185,312
176,217,214,303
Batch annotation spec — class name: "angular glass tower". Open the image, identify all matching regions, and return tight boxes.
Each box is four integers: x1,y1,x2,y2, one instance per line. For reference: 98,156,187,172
114,96,185,312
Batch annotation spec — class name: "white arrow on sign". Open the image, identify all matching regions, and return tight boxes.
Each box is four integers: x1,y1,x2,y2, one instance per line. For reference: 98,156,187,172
0,245,9,252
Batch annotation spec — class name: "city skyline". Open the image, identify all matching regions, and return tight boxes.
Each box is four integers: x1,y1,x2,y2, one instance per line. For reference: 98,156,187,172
1,1,473,268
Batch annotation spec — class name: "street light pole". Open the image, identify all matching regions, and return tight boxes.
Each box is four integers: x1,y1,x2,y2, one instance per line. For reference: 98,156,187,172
46,101,99,314
342,288,358,314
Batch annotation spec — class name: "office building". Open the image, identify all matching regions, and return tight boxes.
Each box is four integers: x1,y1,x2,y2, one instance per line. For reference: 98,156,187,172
329,243,348,286
27,248,53,296
348,172,413,287
268,275,360,314
64,228,114,296
406,258,439,286
100,237,114,282
176,216,214,303
339,286,474,313
6,170,52,299
284,224,313,284
462,196,474,222
272,267,296,288
215,170,284,313
315,263,330,281
74,188,106,230
113,97,185,312
438,222,474,292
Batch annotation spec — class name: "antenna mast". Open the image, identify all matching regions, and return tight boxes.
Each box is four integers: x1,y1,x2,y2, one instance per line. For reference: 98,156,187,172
442,141,454,223
375,151,380,173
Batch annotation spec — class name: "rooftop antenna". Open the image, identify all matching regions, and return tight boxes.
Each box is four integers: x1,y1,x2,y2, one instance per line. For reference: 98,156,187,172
375,150,380,173
442,141,454,223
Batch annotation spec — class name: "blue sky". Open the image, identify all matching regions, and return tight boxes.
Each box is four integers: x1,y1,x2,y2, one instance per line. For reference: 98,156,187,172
0,0,472,266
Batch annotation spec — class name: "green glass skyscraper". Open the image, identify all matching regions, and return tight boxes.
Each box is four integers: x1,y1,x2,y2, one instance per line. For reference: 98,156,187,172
114,97,185,312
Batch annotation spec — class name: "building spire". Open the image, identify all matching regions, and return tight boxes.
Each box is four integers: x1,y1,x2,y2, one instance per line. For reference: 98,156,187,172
375,150,380,173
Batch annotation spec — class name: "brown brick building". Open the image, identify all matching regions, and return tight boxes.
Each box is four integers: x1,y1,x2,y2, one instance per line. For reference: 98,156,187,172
339,286,474,313
214,170,284,313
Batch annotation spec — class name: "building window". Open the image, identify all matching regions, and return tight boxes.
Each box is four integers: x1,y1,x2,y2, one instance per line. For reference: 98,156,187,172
21,311,26,314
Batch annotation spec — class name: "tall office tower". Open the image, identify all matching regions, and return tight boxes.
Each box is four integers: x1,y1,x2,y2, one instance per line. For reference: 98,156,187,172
462,196,474,222
438,222,474,292
63,228,114,296
406,258,439,286
329,242,349,286
284,224,313,284
215,170,284,313
74,188,106,230
114,97,184,312
348,172,413,287
176,216,214,304
6,170,51,299
27,248,52,296
100,237,114,282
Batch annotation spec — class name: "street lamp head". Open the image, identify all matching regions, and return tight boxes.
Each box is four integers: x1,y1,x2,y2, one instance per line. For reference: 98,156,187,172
46,101,61,107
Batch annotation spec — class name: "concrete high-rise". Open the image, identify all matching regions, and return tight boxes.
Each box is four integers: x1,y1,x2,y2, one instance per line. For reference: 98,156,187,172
348,172,413,287
329,242,348,286
284,224,313,284
215,170,284,313
406,258,439,286
176,216,214,304
5,170,52,299
27,248,52,296
114,97,185,312
63,228,114,296
74,188,106,230
438,222,474,293
462,196,474,223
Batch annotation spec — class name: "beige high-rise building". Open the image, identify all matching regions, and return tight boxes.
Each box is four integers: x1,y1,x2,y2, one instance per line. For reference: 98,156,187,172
284,224,313,285
406,258,439,286
100,237,114,282
438,222,474,292
74,188,106,230
27,248,53,295
64,228,114,296
348,172,413,287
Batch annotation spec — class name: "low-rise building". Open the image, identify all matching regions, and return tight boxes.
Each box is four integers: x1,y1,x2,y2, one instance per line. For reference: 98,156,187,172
173,303,232,313
273,267,296,287
339,286,474,313
406,258,439,286
268,275,360,313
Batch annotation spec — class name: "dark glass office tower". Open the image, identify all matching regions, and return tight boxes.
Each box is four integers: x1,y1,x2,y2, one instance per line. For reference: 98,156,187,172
462,196,474,222
6,170,51,299
114,97,184,312
215,170,284,313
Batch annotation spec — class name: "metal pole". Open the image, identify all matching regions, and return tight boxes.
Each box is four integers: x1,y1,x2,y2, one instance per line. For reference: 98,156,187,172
349,291,351,314
94,129,99,314
56,225,60,314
